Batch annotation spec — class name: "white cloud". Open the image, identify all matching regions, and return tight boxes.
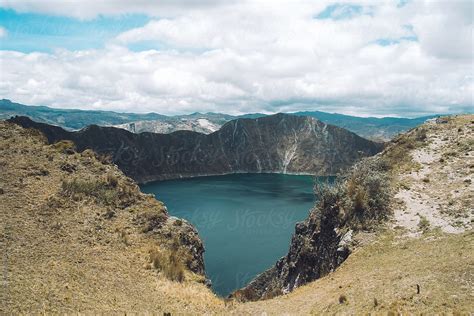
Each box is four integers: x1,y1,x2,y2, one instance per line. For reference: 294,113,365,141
0,26,7,37
0,0,472,116
411,1,473,60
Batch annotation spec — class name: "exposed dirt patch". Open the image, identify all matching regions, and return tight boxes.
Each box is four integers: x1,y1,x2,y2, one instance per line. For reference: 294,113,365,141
392,116,473,236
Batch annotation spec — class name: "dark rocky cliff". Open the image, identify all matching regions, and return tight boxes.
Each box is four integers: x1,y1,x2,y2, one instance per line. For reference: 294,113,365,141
9,114,383,183
232,203,351,301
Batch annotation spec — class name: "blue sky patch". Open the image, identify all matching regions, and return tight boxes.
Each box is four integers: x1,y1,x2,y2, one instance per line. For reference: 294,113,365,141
374,35,418,46
0,9,149,52
397,0,411,8
314,3,373,20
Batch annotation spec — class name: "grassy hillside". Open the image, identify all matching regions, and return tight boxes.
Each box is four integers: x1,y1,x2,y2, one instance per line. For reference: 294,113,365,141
231,231,473,314
0,121,224,314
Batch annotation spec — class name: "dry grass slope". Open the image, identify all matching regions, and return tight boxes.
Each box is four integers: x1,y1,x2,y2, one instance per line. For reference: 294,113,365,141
0,121,224,314
231,231,473,315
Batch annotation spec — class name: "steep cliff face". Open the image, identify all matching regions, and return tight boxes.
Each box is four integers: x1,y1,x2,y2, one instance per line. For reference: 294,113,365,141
233,201,351,301
9,114,383,183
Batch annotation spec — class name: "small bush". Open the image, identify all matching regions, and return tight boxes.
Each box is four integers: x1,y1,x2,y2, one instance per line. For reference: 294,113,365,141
52,140,76,154
262,288,283,300
415,128,427,141
399,182,410,190
97,153,113,165
339,294,347,304
443,151,457,158
232,287,260,302
81,149,96,159
418,215,430,233
139,210,168,233
314,158,391,231
117,229,130,246
60,162,77,173
106,173,119,187
149,247,185,282
348,160,390,225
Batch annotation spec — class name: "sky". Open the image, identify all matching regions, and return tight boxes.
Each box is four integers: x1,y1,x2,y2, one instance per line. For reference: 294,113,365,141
0,0,472,117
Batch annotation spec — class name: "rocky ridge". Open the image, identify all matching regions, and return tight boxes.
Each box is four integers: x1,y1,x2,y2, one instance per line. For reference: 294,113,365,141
9,113,383,183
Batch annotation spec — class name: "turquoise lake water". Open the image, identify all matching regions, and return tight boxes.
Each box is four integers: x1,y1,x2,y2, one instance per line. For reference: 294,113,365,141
141,173,332,296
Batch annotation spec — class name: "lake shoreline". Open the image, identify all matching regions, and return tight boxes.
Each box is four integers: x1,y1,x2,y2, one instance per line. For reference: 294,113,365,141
140,173,326,296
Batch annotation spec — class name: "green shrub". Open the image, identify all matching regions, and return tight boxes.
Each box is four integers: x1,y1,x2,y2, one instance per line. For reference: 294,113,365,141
314,158,391,231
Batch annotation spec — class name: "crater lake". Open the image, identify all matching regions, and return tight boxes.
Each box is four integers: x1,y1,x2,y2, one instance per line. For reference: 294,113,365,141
141,173,334,296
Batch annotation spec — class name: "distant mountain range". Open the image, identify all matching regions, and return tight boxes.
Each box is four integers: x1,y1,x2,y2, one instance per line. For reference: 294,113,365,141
9,114,383,183
0,99,437,140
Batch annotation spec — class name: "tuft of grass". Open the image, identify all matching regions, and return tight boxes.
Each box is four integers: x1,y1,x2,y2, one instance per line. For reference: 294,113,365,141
414,128,427,142
149,246,185,282
52,140,76,154
61,177,117,204
116,228,131,246
418,215,430,233
61,173,137,207
106,173,119,187
173,219,183,227
138,210,168,233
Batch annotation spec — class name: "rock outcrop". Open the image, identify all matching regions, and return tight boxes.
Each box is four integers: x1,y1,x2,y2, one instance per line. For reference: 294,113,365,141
9,114,383,183
233,203,351,301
